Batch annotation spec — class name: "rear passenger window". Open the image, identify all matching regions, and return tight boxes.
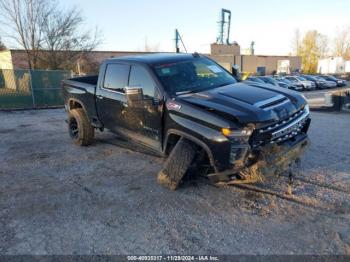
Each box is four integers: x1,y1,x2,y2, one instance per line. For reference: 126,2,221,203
103,64,130,93
129,65,156,99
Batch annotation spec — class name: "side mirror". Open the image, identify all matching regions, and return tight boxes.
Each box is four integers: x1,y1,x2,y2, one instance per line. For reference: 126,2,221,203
125,86,144,107
231,64,242,82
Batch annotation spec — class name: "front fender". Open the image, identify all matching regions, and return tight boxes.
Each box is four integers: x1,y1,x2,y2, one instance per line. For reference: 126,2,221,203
165,113,232,172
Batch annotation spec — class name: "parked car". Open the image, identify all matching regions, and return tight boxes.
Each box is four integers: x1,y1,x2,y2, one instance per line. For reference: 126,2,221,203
62,53,311,189
245,76,266,84
258,76,282,87
302,75,335,89
273,76,303,91
285,76,316,91
313,76,337,88
318,75,347,87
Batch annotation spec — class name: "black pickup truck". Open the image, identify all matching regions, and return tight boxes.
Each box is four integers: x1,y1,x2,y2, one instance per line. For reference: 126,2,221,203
62,53,311,190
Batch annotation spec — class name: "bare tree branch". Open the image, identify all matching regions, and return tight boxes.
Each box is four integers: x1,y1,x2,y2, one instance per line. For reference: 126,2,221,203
0,37,7,51
333,26,350,60
0,0,102,70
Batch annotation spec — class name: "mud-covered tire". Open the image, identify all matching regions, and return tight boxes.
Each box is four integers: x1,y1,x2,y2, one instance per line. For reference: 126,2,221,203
67,108,94,146
157,137,197,190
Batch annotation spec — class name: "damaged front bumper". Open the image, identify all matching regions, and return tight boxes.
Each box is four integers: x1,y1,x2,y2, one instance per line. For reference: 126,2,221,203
208,134,310,184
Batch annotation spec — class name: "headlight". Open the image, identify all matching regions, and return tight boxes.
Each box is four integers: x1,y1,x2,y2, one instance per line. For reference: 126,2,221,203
222,127,253,137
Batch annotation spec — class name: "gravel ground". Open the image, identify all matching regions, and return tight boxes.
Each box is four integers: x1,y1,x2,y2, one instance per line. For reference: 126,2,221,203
0,109,349,255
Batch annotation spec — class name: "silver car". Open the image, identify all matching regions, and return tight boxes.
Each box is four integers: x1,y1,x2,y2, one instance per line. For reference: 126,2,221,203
285,76,316,91
314,76,337,88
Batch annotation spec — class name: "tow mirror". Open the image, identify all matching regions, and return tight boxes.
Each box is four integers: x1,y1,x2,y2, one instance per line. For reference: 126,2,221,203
125,86,144,107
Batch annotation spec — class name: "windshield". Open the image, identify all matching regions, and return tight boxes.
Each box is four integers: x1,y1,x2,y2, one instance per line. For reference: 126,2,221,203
280,78,292,84
249,77,265,83
297,76,307,81
326,75,337,80
153,58,236,95
305,76,316,81
263,77,278,84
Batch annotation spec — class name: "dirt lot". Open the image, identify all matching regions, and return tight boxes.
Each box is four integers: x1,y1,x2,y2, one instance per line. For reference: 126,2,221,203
0,109,349,255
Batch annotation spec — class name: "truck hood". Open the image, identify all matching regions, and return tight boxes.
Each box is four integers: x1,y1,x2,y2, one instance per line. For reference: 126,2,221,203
177,82,307,124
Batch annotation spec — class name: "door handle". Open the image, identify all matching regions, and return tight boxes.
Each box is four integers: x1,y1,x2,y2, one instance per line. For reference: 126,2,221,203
97,95,103,100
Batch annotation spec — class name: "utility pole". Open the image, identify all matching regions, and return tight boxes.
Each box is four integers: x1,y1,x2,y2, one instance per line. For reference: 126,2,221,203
174,29,187,53
250,41,255,55
175,29,180,53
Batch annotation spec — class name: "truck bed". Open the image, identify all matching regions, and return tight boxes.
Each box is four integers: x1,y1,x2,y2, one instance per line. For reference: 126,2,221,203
63,75,98,89
62,75,99,125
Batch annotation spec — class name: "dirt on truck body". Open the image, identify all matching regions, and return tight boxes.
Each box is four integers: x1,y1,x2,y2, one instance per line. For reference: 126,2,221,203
62,53,311,190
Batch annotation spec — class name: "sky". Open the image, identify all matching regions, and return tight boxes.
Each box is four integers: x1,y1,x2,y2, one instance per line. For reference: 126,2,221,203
8,0,350,55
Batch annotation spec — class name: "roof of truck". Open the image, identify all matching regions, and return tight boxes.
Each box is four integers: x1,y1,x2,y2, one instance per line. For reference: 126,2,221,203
105,53,201,66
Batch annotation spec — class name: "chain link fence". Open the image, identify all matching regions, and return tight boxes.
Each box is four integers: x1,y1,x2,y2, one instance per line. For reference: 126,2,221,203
0,69,72,109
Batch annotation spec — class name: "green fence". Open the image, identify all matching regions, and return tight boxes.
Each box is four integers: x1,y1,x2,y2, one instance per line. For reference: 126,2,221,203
0,69,72,109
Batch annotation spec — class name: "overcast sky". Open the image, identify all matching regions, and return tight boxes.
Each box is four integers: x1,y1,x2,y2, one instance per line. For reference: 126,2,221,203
8,0,350,55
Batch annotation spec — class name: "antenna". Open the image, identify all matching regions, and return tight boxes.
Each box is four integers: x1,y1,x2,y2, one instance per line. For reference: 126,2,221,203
175,29,188,53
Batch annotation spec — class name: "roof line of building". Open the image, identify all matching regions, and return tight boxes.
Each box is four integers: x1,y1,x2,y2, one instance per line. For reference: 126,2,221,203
0,49,174,53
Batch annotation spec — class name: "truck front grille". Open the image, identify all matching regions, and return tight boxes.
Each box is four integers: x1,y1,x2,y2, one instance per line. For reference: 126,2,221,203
251,108,309,147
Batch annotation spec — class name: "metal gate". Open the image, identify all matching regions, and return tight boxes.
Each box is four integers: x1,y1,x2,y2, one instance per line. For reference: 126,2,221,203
0,69,72,109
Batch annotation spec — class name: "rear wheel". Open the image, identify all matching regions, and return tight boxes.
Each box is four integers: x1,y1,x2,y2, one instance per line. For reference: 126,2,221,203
68,109,94,146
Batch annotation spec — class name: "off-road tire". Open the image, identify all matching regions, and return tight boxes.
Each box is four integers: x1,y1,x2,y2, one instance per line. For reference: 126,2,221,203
68,108,94,146
157,137,197,190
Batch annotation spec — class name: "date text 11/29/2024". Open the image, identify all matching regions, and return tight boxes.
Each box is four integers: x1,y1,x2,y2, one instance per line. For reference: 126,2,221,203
127,255,219,261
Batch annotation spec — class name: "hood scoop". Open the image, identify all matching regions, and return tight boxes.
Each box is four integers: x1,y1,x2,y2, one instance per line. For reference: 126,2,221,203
254,95,288,109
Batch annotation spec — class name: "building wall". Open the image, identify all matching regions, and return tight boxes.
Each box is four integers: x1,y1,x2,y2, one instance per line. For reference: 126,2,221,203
210,43,240,56
209,54,302,75
83,51,154,65
5,48,302,76
10,50,30,69
7,50,158,71
317,57,345,74
345,61,350,73
0,50,14,69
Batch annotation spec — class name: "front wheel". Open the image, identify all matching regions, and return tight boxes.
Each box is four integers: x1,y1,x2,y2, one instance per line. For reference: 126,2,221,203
67,108,94,146
157,138,197,190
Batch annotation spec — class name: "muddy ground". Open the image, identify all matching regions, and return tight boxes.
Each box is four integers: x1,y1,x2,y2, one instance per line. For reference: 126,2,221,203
0,109,349,255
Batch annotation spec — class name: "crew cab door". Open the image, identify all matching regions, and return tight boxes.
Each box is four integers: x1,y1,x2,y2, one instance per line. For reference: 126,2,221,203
96,62,162,151
96,63,130,132
126,64,163,150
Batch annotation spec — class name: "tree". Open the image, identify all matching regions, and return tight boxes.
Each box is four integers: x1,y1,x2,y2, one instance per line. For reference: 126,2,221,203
333,26,350,60
291,29,302,56
0,0,101,70
143,36,160,52
0,0,50,69
0,37,6,51
317,34,329,58
298,30,328,74
39,7,101,70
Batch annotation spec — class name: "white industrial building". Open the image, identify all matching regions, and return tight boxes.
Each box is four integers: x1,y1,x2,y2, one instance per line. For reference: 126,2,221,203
317,57,350,74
